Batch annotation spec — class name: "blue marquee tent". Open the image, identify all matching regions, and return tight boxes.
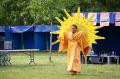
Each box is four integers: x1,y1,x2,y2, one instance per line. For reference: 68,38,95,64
9,25,59,50
0,27,5,32
34,25,59,50
11,26,34,49
0,27,5,49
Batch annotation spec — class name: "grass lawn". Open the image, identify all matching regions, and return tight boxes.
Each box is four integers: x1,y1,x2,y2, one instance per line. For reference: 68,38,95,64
0,52,120,79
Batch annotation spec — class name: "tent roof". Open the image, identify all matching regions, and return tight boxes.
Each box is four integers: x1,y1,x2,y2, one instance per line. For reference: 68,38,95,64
34,25,59,32
0,26,5,32
11,26,33,33
10,25,59,33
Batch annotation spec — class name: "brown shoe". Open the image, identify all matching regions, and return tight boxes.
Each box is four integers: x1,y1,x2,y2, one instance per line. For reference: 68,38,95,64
69,71,77,75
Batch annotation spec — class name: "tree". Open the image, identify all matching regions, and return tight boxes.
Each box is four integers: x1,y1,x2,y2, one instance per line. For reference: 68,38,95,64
0,0,31,26
28,0,78,25
0,0,120,26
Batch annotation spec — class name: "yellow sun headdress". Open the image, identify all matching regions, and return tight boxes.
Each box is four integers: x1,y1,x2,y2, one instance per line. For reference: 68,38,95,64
51,7,105,47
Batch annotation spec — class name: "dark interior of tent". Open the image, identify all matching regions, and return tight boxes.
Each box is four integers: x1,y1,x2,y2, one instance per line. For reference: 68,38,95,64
11,31,35,49
93,25,120,56
0,32,5,49
11,31,59,50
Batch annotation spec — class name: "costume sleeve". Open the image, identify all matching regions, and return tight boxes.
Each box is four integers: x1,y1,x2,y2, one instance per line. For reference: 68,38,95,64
58,32,68,52
79,32,90,58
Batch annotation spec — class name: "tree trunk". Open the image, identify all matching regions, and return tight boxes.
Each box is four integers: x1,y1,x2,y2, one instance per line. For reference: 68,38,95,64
49,19,53,62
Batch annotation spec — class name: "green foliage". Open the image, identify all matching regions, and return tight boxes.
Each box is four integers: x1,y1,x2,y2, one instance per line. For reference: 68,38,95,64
0,0,120,26
0,0,31,26
28,0,78,24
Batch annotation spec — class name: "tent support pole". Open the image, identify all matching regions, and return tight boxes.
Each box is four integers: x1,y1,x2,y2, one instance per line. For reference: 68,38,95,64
21,33,24,49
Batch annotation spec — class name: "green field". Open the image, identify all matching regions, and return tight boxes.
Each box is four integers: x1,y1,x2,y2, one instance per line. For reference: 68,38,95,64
0,53,120,79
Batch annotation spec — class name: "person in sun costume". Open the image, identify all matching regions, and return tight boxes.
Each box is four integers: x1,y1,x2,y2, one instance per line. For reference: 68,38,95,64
51,7,105,75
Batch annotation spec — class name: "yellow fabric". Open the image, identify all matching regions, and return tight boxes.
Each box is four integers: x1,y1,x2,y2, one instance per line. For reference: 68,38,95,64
59,31,90,72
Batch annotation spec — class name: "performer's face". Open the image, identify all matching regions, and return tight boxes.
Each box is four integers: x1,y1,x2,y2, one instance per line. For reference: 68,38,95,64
71,25,77,33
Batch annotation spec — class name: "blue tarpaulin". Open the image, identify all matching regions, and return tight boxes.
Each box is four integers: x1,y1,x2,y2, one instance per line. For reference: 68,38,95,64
97,13,100,23
10,25,59,33
12,32,35,49
10,25,59,50
5,27,11,41
11,26,33,33
0,27,5,32
12,33,22,49
110,12,115,23
35,25,50,32
34,32,59,50
23,32,34,49
11,26,34,49
34,32,48,50
35,25,59,32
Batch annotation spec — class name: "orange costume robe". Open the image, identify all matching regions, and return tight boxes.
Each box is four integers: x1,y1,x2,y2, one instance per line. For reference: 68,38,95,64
59,31,90,72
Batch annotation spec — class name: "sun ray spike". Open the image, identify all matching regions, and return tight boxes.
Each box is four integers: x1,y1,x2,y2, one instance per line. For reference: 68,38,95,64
95,36,105,39
63,17,67,21
55,17,63,24
93,26,104,30
52,40,60,45
77,7,81,14
96,26,104,29
87,15,94,21
64,9,71,18
50,31,60,34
